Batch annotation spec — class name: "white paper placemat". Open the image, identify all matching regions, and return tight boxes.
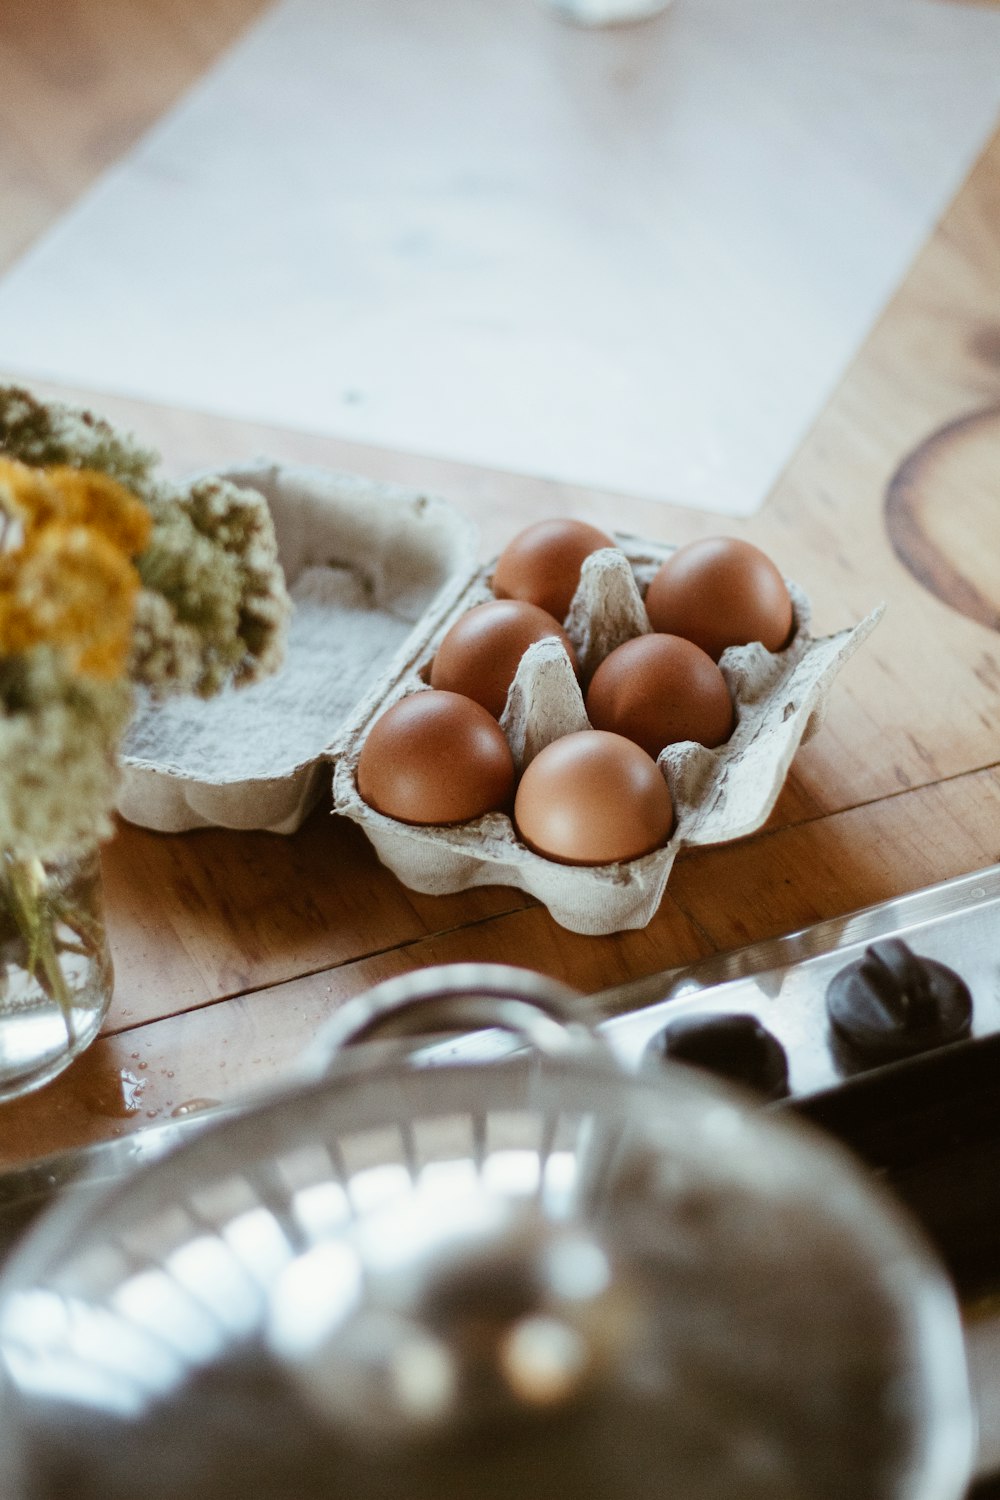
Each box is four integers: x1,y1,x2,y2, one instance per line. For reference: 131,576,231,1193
2,0,999,514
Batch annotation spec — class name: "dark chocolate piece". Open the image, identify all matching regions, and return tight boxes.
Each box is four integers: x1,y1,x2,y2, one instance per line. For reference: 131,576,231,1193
649,1011,789,1100
825,938,972,1062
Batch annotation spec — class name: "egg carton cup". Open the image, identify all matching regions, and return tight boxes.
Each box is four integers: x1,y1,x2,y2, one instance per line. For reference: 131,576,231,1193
117,461,479,833
331,540,884,935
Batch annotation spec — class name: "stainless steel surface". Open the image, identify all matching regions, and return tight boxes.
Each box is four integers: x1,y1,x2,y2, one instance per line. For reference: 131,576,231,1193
598,863,1000,1094
966,1313,1000,1482
418,867,1000,1090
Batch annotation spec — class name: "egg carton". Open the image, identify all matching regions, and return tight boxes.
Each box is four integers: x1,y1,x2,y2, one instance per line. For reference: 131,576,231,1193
117,461,478,833
116,462,881,935
330,544,883,935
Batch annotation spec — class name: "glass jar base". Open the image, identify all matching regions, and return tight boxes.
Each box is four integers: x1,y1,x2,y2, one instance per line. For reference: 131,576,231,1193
0,990,111,1104
0,850,114,1105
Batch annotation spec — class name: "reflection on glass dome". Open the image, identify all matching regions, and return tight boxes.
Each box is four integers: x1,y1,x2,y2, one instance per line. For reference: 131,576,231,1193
0,1053,973,1500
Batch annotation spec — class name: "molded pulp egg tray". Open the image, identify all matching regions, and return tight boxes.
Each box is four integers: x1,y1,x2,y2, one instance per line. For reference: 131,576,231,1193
118,462,881,935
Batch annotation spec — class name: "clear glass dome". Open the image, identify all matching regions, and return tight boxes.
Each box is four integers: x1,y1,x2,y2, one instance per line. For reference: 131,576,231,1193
0,1034,973,1500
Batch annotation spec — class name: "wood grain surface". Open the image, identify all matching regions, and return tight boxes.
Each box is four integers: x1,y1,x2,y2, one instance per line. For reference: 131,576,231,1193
0,0,999,1166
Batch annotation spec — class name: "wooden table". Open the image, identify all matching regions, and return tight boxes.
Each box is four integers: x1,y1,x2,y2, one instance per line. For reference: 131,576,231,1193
1,0,999,1168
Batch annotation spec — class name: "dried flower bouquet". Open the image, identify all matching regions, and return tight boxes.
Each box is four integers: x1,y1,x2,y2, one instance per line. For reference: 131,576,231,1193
0,387,290,1094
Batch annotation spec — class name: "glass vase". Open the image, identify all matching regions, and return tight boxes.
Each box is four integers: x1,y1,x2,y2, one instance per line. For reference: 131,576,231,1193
0,849,113,1103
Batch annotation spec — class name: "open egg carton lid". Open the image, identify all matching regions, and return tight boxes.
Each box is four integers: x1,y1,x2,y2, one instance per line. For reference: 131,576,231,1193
330,541,883,935
116,461,479,834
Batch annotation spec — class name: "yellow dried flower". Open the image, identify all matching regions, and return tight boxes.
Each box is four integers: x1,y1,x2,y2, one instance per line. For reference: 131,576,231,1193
0,522,140,679
0,458,151,558
45,467,152,557
0,457,58,532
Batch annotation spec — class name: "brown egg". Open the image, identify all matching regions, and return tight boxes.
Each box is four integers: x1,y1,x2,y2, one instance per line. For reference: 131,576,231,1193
357,690,515,825
644,537,794,661
429,599,577,719
586,634,733,758
514,730,674,866
492,518,618,623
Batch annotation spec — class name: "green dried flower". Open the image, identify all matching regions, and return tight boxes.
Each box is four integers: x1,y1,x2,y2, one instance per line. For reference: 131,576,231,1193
134,476,290,696
0,386,157,496
128,589,205,696
0,650,132,861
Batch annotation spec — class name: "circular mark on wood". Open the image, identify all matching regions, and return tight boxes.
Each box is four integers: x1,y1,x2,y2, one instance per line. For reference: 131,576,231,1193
885,404,1000,632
